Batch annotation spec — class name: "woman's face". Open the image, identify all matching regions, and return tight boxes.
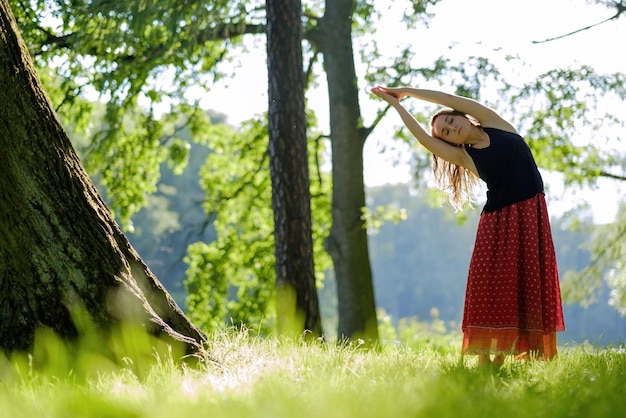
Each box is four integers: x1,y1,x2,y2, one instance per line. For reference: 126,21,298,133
432,114,471,145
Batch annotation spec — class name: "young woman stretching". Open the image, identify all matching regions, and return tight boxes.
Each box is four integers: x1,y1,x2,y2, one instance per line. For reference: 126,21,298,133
371,86,565,365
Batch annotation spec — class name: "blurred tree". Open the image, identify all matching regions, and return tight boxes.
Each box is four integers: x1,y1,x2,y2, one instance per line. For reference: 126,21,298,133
0,0,205,355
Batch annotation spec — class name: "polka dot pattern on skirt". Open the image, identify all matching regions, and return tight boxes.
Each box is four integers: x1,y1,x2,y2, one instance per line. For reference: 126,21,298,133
461,193,565,358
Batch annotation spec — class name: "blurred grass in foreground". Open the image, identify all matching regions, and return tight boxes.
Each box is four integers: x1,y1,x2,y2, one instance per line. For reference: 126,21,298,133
0,325,624,418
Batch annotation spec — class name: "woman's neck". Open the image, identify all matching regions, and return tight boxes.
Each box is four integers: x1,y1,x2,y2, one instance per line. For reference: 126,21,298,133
466,126,490,148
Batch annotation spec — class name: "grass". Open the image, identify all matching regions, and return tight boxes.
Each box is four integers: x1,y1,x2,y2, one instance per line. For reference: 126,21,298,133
0,328,624,418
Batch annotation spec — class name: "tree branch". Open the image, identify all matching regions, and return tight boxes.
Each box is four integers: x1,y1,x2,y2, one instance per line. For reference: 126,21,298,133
532,2,626,44
196,22,266,44
599,170,626,182
31,21,266,57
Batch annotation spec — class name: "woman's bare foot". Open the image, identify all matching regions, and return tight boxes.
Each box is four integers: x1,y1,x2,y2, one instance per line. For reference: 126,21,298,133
492,354,505,366
478,354,491,366
477,354,505,369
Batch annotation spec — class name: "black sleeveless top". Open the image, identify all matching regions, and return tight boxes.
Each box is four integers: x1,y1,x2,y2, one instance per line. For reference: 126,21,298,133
466,127,543,213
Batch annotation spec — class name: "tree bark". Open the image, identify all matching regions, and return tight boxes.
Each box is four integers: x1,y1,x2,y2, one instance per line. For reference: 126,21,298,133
317,0,379,344
0,0,206,356
266,0,322,337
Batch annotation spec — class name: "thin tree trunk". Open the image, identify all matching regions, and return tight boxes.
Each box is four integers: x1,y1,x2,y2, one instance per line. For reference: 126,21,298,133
0,0,206,356
266,0,322,337
317,0,379,344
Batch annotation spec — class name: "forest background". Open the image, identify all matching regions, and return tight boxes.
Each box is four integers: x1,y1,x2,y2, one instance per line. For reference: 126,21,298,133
11,0,626,347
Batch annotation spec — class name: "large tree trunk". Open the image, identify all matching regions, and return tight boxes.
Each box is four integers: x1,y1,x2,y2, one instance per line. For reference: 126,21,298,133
316,0,379,344
0,0,206,356
266,0,322,337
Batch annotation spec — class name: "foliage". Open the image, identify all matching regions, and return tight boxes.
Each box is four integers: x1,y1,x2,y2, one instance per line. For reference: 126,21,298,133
10,0,264,224
183,118,275,333
117,112,224,306
377,306,461,351
183,116,332,334
507,65,626,186
607,265,626,316
562,203,626,314
2,328,626,418
361,204,407,234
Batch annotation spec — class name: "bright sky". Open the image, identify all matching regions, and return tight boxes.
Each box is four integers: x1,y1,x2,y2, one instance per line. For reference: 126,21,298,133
195,0,625,223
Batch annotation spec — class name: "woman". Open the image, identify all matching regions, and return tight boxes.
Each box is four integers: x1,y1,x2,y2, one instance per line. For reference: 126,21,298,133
371,86,565,365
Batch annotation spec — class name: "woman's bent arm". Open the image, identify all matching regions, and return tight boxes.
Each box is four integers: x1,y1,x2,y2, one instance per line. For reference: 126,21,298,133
371,87,478,175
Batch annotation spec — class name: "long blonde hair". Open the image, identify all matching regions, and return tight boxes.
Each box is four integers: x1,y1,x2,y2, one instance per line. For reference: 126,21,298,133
430,108,480,211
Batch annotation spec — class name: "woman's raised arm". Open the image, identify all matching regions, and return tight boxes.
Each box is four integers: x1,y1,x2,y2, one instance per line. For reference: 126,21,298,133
375,86,517,134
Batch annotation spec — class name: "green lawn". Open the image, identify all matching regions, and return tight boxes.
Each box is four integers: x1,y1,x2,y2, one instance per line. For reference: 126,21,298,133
1,329,623,418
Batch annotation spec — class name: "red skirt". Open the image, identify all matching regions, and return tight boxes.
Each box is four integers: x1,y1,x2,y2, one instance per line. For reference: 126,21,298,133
462,193,565,359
